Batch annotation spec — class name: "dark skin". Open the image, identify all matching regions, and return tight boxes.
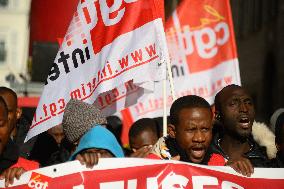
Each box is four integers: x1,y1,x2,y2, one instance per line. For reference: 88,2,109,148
129,146,153,158
168,107,213,163
75,148,114,168
0,167,25,187
47,124,65,146
0,102,9,155
0,101,26,187
216,86,255,176
130,129,158,158
0,92,22,138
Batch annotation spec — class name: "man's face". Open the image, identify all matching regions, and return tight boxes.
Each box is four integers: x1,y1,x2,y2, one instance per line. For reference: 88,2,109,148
175,107,213,163
0,92,19,132
219,87,255,139
0,103,9,155
130,129,158,151
47,124,65,145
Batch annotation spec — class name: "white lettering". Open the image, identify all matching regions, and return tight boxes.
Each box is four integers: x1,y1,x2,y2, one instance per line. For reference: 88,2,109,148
221,181,244,189
215,22,230,45
147,177,158,189
169,22,230,60
181,26,194,55
80,0,138,28
192,176,218,189
162,172,189,189
128,179,137,189
73,185,85,189
28,180,36,188
28,180,48,189
100,0,126,26
124,0,138,2
100,181,124,189
194,27,218,59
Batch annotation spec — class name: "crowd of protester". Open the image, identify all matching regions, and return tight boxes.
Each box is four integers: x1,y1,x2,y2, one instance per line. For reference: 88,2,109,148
0,85,283,186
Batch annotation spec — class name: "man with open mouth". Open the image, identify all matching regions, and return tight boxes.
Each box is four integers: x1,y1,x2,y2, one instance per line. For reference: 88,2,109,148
148,95,214,164
209,84,270,176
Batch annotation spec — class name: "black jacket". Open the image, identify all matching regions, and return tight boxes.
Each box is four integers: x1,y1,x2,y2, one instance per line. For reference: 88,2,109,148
269,152,284,168
30,132,59,167
14,116,37,159
208,133,270,167
0,139,19,173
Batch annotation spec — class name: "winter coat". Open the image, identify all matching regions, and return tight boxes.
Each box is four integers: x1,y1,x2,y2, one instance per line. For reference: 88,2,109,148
252,121,277,159
30,132,59,167
0,139,19,173
208,121,277,167
208,132,270,167
0,139,39,173
14,116,37,159
269,152,284,168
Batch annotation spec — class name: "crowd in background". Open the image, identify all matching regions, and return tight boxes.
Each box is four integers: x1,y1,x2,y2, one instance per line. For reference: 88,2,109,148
0,85,283,187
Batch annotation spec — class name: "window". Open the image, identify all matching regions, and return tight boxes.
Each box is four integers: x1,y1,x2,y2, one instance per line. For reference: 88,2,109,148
0,0,8,8
0,41,6,63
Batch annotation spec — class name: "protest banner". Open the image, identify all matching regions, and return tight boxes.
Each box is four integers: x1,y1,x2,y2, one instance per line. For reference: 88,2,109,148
120,0,241,143
2,158,284,189
26,0,170,141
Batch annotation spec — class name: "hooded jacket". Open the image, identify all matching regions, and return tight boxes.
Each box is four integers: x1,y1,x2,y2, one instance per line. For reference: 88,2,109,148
70,125,124,160
252,121,277,159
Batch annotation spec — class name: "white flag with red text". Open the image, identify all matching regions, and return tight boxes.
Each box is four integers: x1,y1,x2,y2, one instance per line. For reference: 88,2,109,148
26,0,169,141
120,0,241,144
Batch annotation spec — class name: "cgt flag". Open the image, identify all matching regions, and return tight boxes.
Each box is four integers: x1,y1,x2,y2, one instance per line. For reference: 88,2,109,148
120,0,241,144
26,0,169,141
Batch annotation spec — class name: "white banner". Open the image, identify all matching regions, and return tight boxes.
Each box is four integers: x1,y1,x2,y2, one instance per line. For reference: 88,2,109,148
1,159,284,189
26,0,169,141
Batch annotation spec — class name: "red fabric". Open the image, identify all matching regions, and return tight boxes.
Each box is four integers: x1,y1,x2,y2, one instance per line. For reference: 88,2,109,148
207,153,226,166
121,108,134,145
148,152,226,166
11,157,39,171
30,0,78,43
146,153,161,160
17,97,39,108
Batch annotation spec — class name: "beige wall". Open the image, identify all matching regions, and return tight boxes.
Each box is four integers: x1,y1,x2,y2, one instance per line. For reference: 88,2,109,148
0,0,31,86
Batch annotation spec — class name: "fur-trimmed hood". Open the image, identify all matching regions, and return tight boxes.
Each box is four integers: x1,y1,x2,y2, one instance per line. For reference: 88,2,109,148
252,121,277,159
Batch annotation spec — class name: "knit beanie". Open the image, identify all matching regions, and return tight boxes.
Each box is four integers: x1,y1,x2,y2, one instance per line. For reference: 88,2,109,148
62,99,107,143
270,108,284,133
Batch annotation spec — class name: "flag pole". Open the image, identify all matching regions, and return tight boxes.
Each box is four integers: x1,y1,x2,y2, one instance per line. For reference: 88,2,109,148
163,59,176,137
163,79,167,136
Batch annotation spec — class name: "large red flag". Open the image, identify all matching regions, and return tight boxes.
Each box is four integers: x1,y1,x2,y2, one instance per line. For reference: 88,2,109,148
121,0,241,144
